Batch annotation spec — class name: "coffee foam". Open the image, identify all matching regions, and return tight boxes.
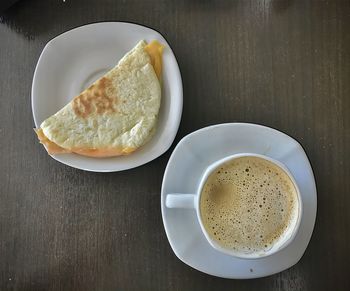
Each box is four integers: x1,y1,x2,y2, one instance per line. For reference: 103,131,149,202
200,156,299,255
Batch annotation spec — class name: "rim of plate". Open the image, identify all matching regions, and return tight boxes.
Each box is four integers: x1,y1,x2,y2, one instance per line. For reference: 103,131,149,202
31,21,183,172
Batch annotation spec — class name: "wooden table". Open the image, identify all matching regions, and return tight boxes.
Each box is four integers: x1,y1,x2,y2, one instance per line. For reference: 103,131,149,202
1,0,349,290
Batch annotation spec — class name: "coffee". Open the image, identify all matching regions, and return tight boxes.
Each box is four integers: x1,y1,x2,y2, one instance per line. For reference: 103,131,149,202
200,156,299,255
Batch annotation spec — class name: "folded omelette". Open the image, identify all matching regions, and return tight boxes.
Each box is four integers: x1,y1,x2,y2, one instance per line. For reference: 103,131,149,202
36,40,163,157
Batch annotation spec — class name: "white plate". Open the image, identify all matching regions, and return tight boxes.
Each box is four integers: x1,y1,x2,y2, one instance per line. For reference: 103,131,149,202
32,22,183,172
161,123,317,279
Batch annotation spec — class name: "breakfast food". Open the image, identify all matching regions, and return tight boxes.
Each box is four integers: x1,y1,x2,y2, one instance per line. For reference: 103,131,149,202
36,40,163,157
200,156,299,255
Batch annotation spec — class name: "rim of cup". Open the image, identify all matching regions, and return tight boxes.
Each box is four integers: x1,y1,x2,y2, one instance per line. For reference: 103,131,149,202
196,153,303,260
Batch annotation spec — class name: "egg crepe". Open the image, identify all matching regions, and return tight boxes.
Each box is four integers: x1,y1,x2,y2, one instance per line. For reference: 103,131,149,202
36,40,163,157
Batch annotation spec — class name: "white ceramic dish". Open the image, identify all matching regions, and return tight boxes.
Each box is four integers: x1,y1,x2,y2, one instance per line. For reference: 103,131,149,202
32,22,183,172
161,123,317,279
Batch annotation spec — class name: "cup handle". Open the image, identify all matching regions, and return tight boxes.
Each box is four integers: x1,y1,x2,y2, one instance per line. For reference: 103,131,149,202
165,194,196,209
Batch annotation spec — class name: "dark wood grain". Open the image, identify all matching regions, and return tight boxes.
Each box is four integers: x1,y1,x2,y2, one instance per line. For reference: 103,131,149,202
1,0,349,290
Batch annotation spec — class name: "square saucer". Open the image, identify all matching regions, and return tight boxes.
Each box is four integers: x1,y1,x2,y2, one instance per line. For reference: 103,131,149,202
161,123,317,279
32,22,182,172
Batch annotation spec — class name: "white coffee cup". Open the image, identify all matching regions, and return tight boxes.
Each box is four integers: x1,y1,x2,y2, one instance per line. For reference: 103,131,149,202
165,153,303,259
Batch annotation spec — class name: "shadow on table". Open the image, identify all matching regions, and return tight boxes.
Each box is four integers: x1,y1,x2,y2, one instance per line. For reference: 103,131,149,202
0,0,295,41
0,0,73,40
179,0,294,12
271,0,294,12
177,0,238,11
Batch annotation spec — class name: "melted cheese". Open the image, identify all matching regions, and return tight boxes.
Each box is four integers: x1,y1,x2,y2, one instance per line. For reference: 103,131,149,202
145,40,164,80
36,128,136,157
72,147,135,157
36,128,70,154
